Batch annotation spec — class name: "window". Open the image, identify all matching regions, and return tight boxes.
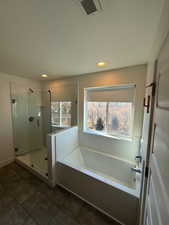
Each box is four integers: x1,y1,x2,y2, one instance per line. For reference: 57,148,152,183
84,85,135,138
51,101,71,127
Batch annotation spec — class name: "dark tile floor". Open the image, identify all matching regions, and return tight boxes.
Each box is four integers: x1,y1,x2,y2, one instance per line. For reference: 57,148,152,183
0,163,120,225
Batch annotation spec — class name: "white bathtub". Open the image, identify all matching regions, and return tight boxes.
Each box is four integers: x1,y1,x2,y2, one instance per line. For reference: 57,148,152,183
56,146,141,225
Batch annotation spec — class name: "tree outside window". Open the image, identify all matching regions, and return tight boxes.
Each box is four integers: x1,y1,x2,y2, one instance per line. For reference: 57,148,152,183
87,101,133,137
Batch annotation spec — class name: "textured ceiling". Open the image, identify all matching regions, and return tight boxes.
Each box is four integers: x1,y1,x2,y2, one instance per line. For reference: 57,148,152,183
0,0,165,80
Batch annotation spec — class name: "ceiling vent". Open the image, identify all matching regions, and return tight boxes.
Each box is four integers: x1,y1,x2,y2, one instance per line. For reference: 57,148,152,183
75,0,103,15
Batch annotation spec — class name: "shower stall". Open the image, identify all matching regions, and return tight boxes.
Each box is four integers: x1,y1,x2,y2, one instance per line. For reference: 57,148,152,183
10,81,78,184
11,85,52,181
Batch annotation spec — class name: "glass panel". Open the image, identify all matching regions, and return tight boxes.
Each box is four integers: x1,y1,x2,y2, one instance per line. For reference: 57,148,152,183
11,85,51,177
12,87,31,154
27,89,43,151
29,90,51,175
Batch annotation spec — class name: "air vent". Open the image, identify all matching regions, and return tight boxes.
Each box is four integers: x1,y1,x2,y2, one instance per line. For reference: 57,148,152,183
74,0,103,15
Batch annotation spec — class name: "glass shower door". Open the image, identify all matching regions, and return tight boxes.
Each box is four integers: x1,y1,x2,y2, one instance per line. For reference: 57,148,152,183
11,85,51,177
12,87,43,154
29,90,51,176
27,88,43,152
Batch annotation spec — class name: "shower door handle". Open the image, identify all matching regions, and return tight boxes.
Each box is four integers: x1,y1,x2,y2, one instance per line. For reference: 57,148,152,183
143,95,151,113
37,119,40,127
28,116,34,122
131,167,142,174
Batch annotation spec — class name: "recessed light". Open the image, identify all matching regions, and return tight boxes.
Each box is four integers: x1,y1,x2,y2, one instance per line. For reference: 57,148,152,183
41,74,48,78
97,61,107,67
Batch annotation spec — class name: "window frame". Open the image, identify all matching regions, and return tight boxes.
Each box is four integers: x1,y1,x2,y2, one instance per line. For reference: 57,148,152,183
83,85,135,140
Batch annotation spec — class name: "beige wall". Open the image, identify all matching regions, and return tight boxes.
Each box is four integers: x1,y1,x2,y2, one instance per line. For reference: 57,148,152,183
78,65,146,162
42,78,78,126
44,64,146,163
78,65,146,137
0,72,41,167
0,66,146,166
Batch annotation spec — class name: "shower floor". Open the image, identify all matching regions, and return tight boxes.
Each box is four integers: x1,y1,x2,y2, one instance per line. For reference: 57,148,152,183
16,147,48,177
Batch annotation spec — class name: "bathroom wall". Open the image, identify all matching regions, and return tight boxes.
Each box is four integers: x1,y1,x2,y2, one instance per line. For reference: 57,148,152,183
0,72,41,167
42,78,78,127
78,64,146,163
43,64,146,163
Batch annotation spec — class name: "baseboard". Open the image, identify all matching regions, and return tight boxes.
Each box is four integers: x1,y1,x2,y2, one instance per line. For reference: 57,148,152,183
0,157,15,168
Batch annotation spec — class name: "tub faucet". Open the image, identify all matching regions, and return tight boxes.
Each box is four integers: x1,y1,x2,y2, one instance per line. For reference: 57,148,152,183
131,167,142,174
135,155,142,163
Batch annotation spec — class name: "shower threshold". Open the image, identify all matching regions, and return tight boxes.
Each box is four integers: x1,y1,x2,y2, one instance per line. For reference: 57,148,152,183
16,148,49,185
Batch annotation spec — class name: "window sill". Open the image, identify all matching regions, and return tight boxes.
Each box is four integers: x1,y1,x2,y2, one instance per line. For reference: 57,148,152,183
83,129,132,142
51,124,71,128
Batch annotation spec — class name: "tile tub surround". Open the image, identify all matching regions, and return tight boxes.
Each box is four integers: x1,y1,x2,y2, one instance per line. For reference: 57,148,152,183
0,163,120,225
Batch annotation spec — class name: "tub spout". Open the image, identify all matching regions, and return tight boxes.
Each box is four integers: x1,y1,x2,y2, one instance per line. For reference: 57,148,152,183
131,167,142,174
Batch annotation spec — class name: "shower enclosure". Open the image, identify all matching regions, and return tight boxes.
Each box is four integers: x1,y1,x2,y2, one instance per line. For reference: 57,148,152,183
11,80,78,184
11,85,51,179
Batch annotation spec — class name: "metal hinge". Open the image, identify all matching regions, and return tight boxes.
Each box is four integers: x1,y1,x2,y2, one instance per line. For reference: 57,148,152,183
11,99,16,104
152,82,156,97
145,166,149,178
144,95,151,113
146,82,156,97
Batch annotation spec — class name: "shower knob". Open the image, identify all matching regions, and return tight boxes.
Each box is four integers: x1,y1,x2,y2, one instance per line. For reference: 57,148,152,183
28,116,34,122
